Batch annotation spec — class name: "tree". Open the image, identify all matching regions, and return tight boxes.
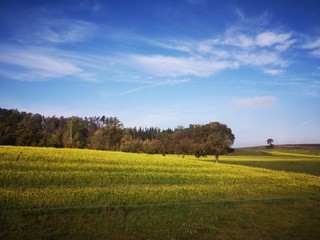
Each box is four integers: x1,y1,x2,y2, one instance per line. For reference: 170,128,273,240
63,117,88,148
204,122,235,163
266,138,274,149
39,116,63,147
172,126,190,158
103,117,124,151
16,113,44,146
157,129,174,156
0,108,23,145
90,129,107,150
0,107,237,156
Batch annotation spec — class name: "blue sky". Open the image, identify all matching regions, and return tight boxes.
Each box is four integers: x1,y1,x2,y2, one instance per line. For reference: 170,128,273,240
1,0,320,147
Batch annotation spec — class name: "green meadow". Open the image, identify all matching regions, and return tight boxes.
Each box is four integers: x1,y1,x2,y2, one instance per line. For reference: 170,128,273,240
1,146,320,239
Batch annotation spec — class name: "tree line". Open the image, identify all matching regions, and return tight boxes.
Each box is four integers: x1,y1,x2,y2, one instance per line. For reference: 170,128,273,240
0,108,235,161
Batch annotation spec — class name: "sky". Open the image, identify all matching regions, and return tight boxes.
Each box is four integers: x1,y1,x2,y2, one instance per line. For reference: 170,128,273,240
0,0,320,147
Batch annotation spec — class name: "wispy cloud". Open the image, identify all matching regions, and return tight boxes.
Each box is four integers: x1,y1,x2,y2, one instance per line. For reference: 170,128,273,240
131,55,239,77
263,69,285,76
36,19,99,44
136,12,295,77
303,37,320,49
234,50,288,67
0,45,84,80
231,95,277,108
233,8,270,27
222,34,255,49
255,32,294,49
1,9,317,85
121,79,189,95
218,30,296,52
302,37,320,58
0,45,101,82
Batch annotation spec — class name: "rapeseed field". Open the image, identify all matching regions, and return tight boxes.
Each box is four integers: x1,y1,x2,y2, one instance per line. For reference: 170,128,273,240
1,146,320,209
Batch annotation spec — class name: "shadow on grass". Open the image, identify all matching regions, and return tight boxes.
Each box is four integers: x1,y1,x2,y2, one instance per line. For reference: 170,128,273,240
222,160,320,176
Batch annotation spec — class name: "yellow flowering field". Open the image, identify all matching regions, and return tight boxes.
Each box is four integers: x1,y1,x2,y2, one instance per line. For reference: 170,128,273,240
1,146,320,209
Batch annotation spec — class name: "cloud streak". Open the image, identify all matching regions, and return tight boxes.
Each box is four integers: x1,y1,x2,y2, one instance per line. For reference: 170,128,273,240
131,21,296,78
0,45,85,81
263,69,285,76
121,79,190,95
231,96,277,108
131,55,239,77
37,19,99,44
302,37,320,58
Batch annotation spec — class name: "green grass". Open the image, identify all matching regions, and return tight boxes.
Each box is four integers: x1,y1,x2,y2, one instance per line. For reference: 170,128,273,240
223,147,320,176
1,146,320,239
2,198,320,240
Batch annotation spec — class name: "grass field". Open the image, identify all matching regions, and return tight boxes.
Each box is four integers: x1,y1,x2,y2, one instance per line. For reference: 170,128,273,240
224,147,320,176
1,146,320,239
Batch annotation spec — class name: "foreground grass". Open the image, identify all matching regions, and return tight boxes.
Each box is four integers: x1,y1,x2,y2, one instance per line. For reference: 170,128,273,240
2,197,320,239
1,146,320,239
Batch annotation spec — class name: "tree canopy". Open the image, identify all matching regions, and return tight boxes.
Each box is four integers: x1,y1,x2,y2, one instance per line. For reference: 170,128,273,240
266,138,274,149
0,108,235,159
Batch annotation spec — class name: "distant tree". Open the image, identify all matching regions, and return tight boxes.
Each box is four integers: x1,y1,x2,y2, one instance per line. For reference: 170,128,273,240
143,139,160,154
266,138,274,149
194,144,206,159
120,131,144,153
63,117,88,148
103,117,124,151
172,127,190,158
157,130,173,156
90,129,107,150
0,108,22,145
39,116,64,147
0,108,237,157
16,113,43,146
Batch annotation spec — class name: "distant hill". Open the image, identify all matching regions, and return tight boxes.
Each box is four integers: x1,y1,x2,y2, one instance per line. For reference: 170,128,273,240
230,144,320,156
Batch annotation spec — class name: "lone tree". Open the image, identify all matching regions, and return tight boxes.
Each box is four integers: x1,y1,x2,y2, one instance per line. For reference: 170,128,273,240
204,122,235,163
266,138,274,149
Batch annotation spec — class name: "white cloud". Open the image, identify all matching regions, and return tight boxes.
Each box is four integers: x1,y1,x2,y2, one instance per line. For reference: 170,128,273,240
256,32,291,47
220,31,295,52
234,51,287,67
302,38,320,58
0,45,98,81
303,38,320,49
146,39,194,54
222,34,255,49
301,37,320,58
131,55,239,77
0,46,82,79
264,69,285,76
231,96,277,108
197,42,213,53
0,14,304,84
